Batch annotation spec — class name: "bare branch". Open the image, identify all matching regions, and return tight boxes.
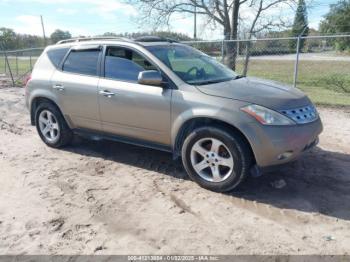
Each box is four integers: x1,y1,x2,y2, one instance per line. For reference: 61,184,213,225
129,0,296,38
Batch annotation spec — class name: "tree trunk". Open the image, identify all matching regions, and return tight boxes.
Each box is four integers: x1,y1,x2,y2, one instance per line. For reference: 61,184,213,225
223,28,237,70
242,41,252,76
223,0,240,71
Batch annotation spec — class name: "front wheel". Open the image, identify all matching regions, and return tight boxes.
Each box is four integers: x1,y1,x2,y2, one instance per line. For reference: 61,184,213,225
182,127,252,192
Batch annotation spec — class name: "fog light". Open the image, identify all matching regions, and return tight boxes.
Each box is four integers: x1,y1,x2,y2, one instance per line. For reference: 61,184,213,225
277,151,293,160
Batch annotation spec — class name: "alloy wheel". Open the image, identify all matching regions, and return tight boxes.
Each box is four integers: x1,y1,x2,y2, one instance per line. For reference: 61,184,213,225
38,110,60,143
190,137,234,182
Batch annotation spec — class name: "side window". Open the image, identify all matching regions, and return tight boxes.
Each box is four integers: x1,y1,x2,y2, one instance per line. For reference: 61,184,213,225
47,47,69,68
63,49,100,76
104,47,158,82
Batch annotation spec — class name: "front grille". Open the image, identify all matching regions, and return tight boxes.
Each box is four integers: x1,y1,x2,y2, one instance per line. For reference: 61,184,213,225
280,105,318,124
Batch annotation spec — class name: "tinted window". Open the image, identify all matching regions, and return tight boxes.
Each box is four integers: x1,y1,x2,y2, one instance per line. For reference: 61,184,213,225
63,49,100,76
105,47,157,82
47,48,69,68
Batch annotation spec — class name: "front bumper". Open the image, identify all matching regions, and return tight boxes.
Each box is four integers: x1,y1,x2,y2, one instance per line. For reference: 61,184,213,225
244,117,323,168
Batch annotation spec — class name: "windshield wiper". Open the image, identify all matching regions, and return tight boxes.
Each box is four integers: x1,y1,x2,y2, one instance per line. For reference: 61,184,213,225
234,75,245,80
190,77,234,85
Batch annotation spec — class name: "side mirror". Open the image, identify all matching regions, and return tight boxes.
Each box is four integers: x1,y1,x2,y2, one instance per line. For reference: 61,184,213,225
138,70,163,86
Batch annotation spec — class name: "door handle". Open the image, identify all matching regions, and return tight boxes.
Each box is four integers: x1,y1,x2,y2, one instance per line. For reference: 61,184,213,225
52,84,65,91
99,90,116,97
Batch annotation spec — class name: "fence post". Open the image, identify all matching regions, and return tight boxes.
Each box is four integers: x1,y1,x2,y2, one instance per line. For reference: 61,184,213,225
15,52,18,76
3,53,15,86
221,40,224,63
293,36,301,88
4,52,6,75
29,53,32,71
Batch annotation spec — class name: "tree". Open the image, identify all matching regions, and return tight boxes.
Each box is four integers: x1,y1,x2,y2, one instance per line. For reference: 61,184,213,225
241,0,292,75
320,0,350,51
289,0,309,51
102,32,118,37
0,28,45,50
128,0,296,70
0,28,16,49
50,29,72,44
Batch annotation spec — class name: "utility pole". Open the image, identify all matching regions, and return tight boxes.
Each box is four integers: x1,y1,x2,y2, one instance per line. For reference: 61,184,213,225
193,0,197,40
40,15,47,46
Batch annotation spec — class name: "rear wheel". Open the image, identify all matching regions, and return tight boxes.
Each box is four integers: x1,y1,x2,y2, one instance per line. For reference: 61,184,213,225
35,102,73,148
182,127,252,192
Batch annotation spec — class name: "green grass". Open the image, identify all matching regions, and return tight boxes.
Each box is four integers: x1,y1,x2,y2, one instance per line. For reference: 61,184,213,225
0,57,37,77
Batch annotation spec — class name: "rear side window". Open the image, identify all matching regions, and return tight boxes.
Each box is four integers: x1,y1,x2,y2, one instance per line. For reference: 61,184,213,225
63,49,100,76
47,48,69,68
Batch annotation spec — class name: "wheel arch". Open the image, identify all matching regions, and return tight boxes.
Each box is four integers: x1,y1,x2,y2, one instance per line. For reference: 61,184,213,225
30,96,70,127
173,117,256,164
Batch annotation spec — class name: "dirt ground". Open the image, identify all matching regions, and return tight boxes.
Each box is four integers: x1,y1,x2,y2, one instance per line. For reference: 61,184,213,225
0,85,350,255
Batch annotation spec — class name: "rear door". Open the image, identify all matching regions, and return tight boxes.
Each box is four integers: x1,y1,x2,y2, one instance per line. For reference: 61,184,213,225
98,45,172,145
50,45,102,131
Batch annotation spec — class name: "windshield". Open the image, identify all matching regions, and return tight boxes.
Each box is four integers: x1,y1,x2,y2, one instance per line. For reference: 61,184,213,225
145,44,238,85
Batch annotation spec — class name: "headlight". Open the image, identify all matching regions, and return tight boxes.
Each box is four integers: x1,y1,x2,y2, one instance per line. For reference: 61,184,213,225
241,104,296,125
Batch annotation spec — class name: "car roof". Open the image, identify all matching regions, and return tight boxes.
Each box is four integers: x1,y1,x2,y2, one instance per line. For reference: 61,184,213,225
52,36,182,48
48,41,182,52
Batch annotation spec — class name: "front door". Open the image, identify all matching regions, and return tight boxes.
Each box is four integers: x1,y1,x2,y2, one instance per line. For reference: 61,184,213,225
98,46,171,145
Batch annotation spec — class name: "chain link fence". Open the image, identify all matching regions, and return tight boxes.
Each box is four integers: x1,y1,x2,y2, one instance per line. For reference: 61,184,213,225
1,35,349,105
186,35,350,105
187,36,349,85
0,48,44,85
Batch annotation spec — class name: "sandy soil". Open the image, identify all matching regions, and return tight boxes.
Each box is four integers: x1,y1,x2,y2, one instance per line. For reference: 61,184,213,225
0,85,350,255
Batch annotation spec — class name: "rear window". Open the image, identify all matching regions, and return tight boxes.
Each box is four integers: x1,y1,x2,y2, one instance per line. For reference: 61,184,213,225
47,48,69,68
63,49,100,76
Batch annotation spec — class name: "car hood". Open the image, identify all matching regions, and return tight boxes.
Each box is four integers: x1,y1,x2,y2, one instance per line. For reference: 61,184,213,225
195,77,312,110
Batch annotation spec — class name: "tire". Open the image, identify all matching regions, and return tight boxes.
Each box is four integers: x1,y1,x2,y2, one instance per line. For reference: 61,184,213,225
181,126,252,192
35,102,73,148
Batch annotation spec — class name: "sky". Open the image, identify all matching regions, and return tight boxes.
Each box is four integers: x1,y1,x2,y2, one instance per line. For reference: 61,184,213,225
0,0,340,40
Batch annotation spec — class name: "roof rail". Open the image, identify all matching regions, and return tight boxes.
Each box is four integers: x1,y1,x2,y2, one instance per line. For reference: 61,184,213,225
56,36,132,44
134,36,179,43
